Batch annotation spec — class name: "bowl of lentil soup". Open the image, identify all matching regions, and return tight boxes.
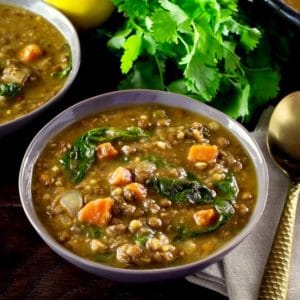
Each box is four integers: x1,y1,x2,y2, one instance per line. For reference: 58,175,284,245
19,90,268,282
0,0,80,135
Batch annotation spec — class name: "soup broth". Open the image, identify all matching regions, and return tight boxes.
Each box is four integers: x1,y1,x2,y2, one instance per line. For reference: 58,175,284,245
32,105,257,269
284,0,300,11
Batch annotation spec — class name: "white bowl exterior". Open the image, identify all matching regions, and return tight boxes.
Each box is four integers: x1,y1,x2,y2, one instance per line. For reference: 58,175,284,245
19,90,269,282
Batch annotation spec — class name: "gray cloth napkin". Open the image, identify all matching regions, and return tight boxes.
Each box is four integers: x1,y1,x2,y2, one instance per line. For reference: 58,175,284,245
186,109,300,300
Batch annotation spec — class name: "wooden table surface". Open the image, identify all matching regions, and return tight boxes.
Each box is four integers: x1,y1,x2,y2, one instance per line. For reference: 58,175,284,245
1,2,299,299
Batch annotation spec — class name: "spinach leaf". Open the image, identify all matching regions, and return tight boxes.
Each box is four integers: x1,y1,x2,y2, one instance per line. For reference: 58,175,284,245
177,200,235,239
0,82,23,98
175,173,238,239
61,127,148,183
87,127,148,143
186,172,198,181
51,44,72,79
214,197,236,228
61,136,96,184
215,172,239,201
147,176,214,205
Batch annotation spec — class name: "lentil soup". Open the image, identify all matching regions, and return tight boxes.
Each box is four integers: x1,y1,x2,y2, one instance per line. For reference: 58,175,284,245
284,0,300,11
0,4,71,124
32,105,257,269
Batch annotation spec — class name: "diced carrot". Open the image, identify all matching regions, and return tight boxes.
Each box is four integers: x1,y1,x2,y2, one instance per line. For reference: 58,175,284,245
193,208,218,227
187,143,218,163
78,197,113,226
109,167,132,186
19,44,43,63
96,142,118,160
123,182,147,200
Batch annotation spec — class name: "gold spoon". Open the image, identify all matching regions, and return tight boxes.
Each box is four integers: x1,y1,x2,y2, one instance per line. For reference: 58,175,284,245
258,91,300,299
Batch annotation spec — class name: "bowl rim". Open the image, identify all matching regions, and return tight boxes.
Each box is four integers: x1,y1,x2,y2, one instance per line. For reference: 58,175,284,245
19,89,269,279
264,0,300,27
0,0,81,133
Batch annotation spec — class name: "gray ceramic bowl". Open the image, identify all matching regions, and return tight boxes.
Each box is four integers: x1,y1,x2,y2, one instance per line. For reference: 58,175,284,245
19,90,269,282
0,0,80,136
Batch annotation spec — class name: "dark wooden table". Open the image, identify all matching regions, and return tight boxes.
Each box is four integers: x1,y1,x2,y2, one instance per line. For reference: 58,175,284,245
1,2,299,299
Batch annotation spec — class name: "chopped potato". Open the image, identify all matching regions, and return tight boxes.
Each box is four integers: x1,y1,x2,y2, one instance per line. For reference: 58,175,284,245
109,167,132,186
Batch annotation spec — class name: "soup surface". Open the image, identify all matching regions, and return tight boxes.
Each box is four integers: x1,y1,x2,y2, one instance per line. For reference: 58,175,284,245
32,105,257,269
0,4,71,124
284,0,300,11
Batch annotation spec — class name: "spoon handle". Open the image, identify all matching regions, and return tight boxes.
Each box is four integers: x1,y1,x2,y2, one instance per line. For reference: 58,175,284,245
258,182,300,299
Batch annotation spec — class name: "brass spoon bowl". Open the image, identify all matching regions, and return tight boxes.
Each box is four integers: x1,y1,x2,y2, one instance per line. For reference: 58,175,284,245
259,91,300,299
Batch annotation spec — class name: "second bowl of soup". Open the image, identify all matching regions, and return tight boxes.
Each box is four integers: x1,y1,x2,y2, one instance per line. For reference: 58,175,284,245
0,0,80,135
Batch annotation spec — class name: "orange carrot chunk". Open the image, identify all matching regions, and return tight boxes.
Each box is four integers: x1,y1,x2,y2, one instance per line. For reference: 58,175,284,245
193,208,218,227
96,142,118,160
109,167,132,186
78,197,113,226
123,182,147,200
19,44,43,63
188,143,218,163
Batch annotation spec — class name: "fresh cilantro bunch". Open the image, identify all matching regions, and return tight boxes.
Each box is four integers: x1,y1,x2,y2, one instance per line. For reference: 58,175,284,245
107,0,280,120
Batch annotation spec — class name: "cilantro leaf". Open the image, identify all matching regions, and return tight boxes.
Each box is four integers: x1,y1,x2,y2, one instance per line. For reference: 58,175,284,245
247,68,280,102
107,28,132,49
119,60,164,90
112,0,150,18
121,34,142,74
142,33,157,55
158,0,188,25
222,41,240,72
168,79,188,94
224,83,250,119
184,53,221,101
240,27,261,52
151,10,178,43
106,0,281,121
224,18,261,52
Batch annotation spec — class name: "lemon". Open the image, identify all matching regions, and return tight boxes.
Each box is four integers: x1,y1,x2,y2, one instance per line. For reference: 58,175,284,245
44,0,115,30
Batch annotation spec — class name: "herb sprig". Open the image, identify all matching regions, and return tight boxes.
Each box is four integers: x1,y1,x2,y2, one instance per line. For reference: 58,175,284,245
106,0,280,120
